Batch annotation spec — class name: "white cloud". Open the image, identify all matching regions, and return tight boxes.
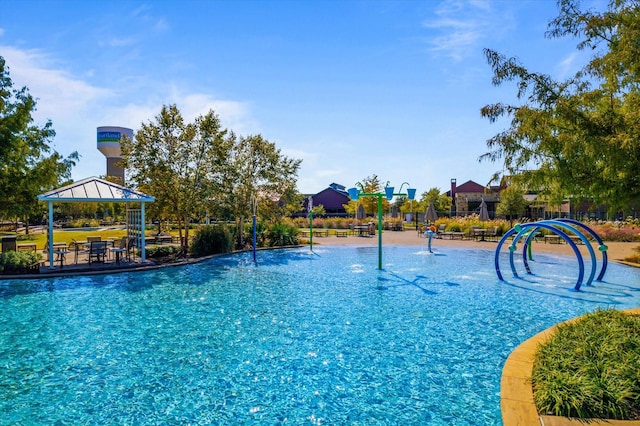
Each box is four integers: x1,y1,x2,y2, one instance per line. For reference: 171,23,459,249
99,37,137,48
556,52,580,79
2,44,259,181
422,0,508,62
151,89,256,136
129,5,170,33
2,46,113,122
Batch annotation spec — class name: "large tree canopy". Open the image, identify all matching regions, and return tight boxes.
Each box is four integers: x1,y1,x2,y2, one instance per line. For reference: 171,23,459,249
121,104,301,248
121,104,233,248
0,56,78,230
480,0,640,213
418,187,451,215
228,132,302,221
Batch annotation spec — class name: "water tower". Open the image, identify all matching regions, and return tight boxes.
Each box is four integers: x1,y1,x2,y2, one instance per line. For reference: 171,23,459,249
97,126,131,183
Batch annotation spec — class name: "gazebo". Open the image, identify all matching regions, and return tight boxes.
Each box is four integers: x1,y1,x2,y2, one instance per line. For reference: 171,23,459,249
37,177,155,268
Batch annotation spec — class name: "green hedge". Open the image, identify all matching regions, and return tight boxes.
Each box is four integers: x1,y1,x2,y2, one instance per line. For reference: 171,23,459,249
0,251,42,273
267,223,298,247
190,225,233,256
145,245,181,259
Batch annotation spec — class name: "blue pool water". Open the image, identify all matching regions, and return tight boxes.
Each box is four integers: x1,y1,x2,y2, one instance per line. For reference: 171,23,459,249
1,245,639,425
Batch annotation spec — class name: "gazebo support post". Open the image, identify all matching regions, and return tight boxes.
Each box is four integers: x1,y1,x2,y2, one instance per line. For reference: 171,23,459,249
141,202,146,262
47,200,54,269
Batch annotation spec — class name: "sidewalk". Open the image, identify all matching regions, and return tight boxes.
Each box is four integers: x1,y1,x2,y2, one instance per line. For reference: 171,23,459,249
305,229,639,264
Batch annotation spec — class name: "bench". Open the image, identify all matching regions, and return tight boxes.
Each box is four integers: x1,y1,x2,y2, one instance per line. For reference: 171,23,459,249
335,230,348,237
17,243,37,252
544,235,561,244
442,232,464,240
155,235,174,244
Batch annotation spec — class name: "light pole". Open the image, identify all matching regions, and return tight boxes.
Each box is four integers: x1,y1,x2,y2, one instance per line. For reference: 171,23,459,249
250,193,258,264
308,196,313,252
348,182,416,269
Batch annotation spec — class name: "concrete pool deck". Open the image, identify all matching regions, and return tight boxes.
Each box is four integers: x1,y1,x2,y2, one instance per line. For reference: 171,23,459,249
306,229,639,266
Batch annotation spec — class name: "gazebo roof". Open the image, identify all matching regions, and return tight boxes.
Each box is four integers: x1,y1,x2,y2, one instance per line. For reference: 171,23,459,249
37,177,155,203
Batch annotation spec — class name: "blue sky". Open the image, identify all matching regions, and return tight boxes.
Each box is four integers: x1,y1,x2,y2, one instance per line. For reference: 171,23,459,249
1,0,601,196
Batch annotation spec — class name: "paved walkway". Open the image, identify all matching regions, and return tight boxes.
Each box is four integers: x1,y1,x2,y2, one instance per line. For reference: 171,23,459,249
307,229,639,264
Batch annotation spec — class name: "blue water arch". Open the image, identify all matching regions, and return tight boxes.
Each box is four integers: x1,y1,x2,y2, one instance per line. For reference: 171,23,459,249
494,220,608,291
557,218,609,281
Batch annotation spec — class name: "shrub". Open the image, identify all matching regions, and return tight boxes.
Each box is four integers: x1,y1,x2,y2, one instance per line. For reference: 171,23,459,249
590,224,640,242
532,309,640,420
238,220,268,249
291,217,307,228
0,250,42,273
68,218,101,228
145,245,181,259
624,246,640,264
267,223,299,247
190,225,233,256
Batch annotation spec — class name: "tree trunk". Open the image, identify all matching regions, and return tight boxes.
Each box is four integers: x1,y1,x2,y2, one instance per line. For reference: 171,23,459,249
183,217,189,251
237,217,244,249
177,217,184,247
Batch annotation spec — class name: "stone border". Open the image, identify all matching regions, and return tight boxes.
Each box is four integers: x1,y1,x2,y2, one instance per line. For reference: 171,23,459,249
501,308,640,426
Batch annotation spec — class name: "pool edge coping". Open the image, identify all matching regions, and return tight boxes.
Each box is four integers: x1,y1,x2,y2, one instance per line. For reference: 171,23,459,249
501,308,640,426
0,245,303,280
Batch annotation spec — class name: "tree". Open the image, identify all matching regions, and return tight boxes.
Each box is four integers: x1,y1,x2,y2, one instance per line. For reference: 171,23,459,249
344,175,391,217
0,56,78,233
120,104,232,249
311,204,326,217
225,133,301,247
496,185,529,226
480,0,640,214
418,187,451,215
121,104,301,250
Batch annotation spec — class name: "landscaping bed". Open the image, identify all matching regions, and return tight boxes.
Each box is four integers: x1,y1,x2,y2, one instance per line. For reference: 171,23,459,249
532,309,640,420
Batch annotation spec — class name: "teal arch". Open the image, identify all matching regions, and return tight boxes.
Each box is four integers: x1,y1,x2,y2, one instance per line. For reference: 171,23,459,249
494,220,607,291
557,218,608,281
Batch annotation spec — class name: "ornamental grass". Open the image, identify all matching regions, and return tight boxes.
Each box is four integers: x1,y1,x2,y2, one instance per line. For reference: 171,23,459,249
532,309,640,420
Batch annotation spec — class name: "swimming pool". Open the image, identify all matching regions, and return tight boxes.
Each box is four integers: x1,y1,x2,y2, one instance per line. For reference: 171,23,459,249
1,246,639,424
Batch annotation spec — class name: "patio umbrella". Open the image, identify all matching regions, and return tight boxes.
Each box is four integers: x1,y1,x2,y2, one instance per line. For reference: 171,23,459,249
479,198,490,222
425,202,438,223
356,204,365,220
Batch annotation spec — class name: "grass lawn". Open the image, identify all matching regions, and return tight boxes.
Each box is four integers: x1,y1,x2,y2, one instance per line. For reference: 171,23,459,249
5,229,158,250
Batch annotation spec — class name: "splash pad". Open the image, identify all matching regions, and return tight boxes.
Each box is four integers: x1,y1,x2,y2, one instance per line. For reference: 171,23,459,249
494,219,608,291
